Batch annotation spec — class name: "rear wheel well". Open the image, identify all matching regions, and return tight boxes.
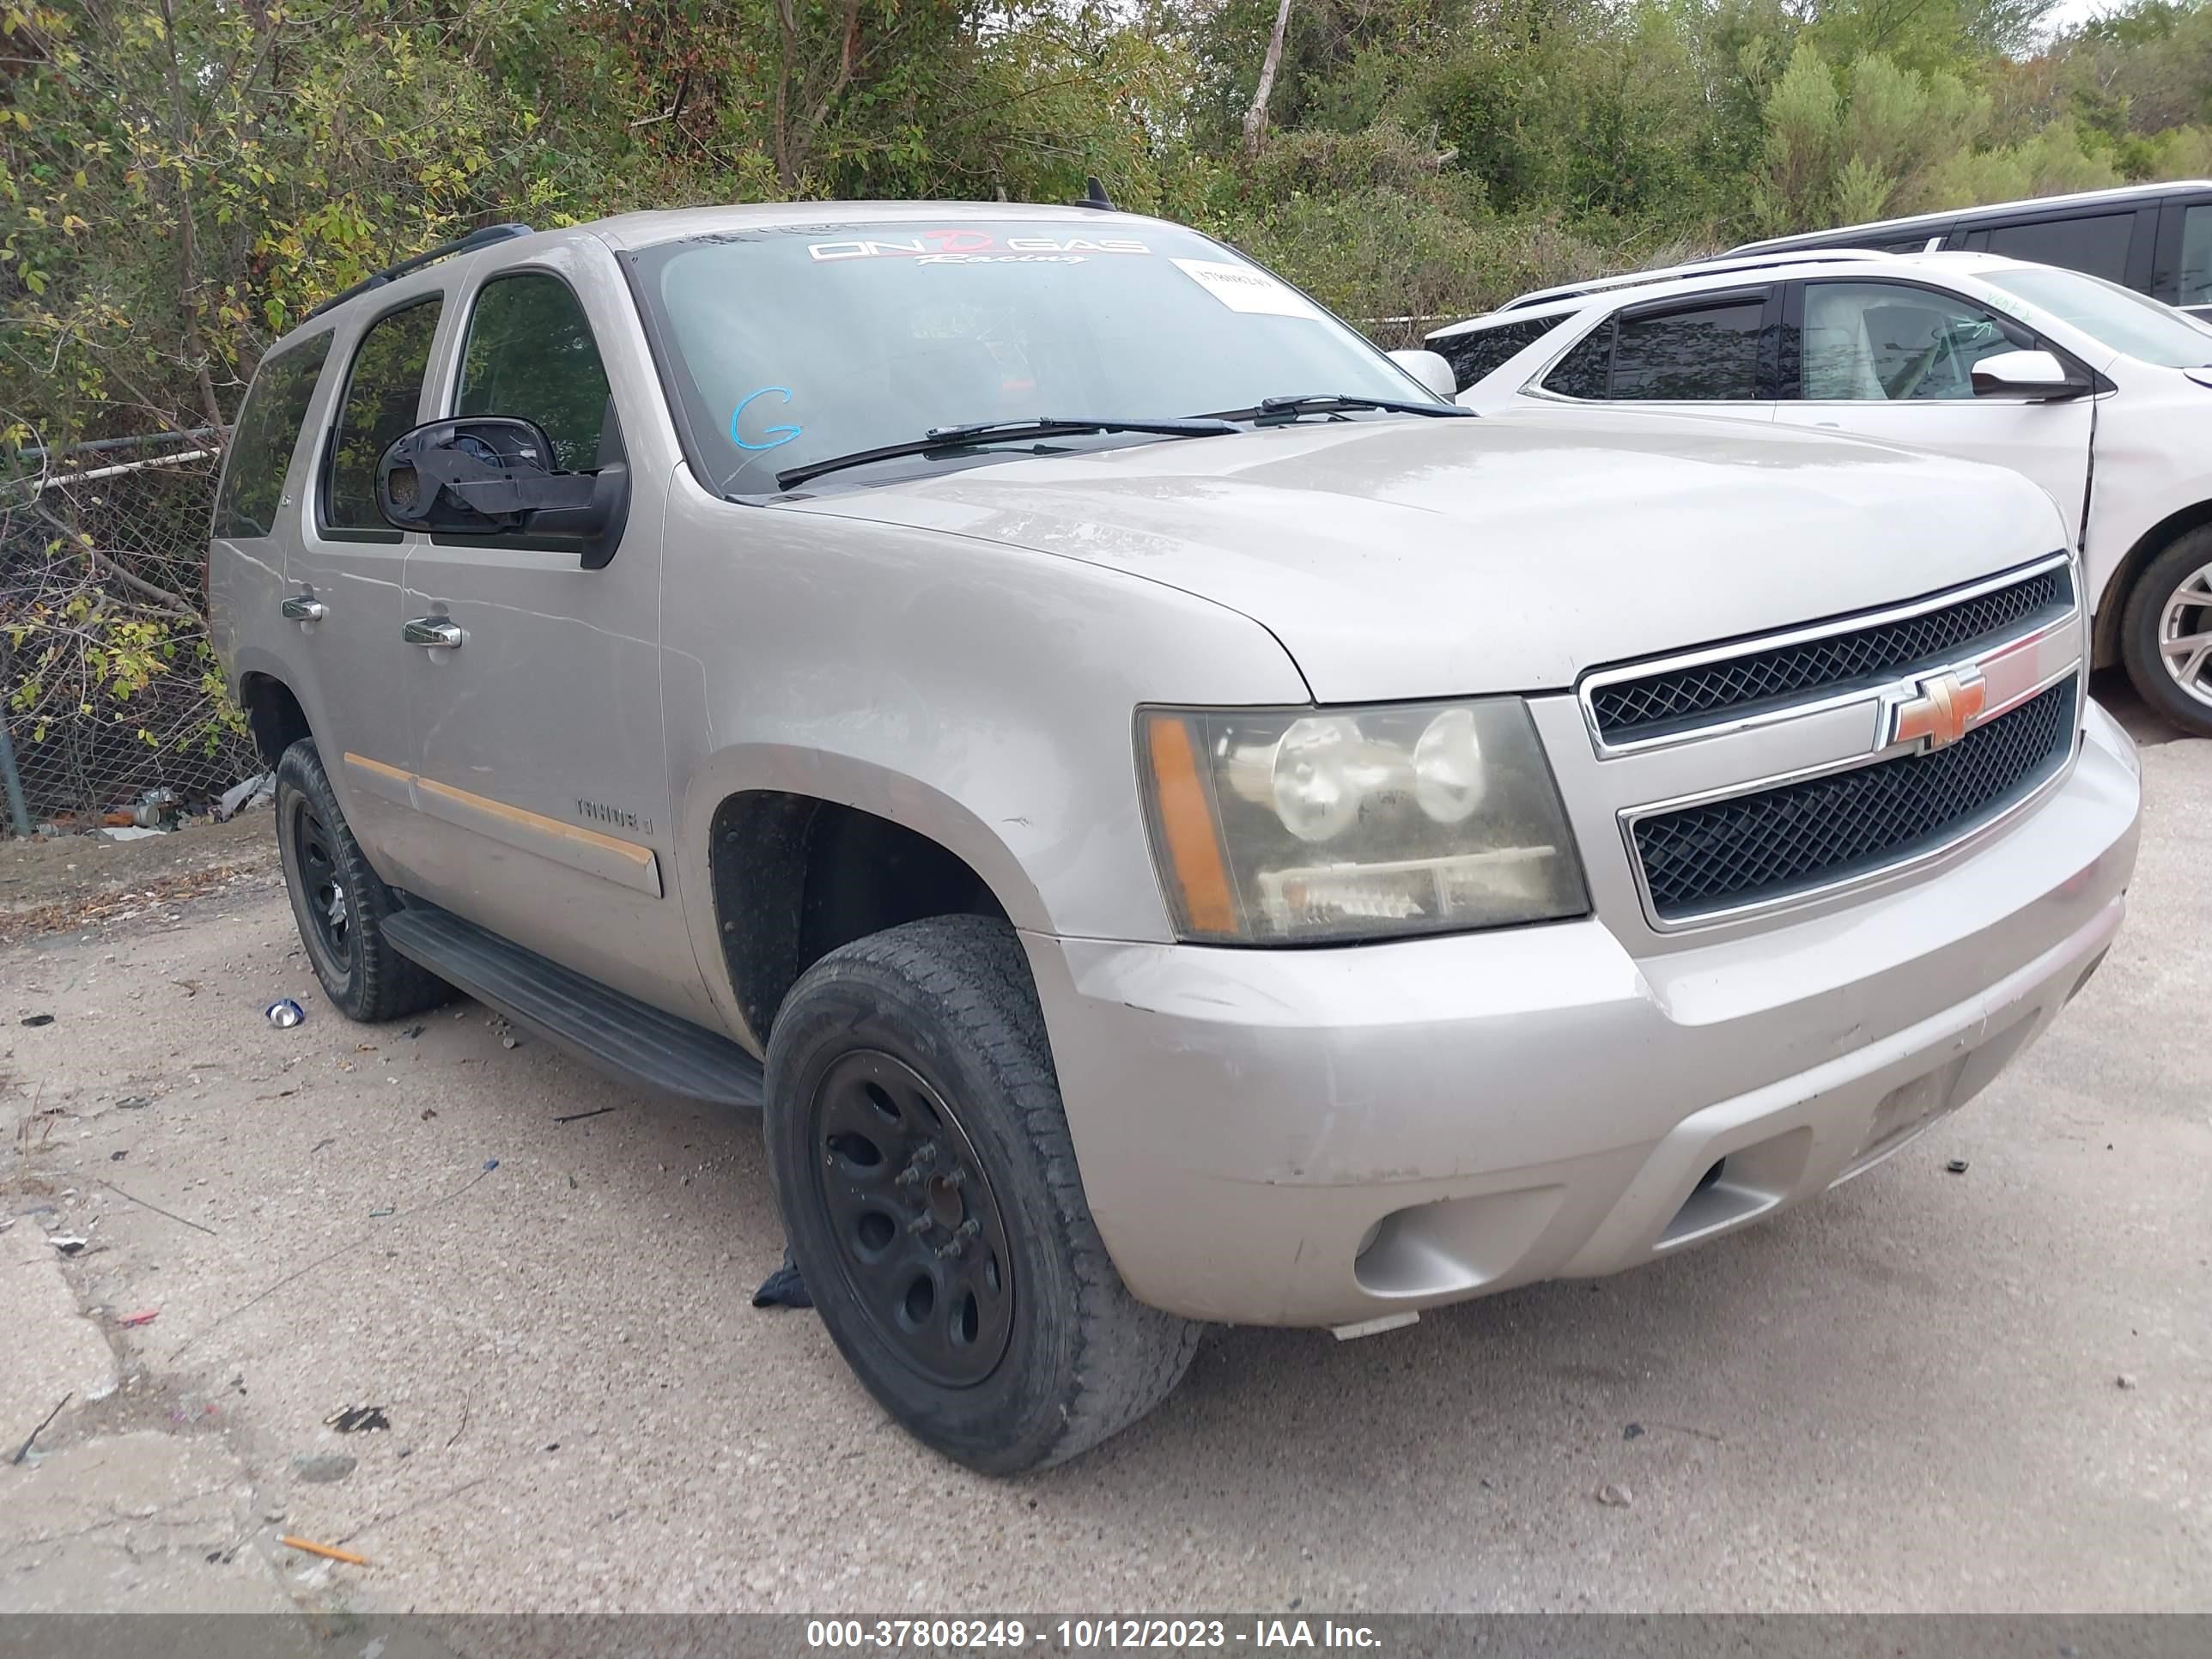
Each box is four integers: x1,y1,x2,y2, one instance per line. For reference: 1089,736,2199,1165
2094,501,2212,668
240,675,311,769
709,792,1009,1044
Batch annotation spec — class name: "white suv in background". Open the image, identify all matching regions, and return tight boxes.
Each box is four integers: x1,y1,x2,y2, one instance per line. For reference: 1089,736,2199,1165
1429,250,2212,734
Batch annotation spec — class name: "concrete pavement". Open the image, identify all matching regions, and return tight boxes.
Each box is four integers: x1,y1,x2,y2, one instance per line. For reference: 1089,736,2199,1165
2,723,2205,1614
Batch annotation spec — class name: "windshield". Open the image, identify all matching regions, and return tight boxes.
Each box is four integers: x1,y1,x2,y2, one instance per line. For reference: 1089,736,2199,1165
633,220,1438,494
1978,264,2212,368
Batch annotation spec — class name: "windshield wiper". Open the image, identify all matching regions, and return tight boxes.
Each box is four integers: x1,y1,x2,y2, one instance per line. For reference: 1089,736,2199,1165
1200,392,1474,424
774,416,1237,492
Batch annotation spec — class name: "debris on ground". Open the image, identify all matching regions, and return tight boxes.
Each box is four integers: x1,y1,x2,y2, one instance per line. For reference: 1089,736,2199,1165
553,1106,616,1124
114,1096,152,1109
1623,1422,1644,1440
368,1206,395,1218
1946,1159,1970,1174
1595,1482,1634,1507
265,998,305,1028
215,773,276,821
325,1406,390,1434
101,1178,218,1235
99,826,164,843
21,1013,55,1027
289,1451,357,1484
115,1310,160,1328
280,1534,369,1566
10,1394,71,1464
752,1245,813,1310
2117,1373,2139,1390
48,1236,87,1256
133,787,184,830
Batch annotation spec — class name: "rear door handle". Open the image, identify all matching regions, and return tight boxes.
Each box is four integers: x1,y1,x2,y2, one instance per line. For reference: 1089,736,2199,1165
280,596,326,622
403,617,464,648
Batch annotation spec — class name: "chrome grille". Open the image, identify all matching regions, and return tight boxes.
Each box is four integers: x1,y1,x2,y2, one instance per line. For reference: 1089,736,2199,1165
1631,679,2076,922
1589,565,2073,744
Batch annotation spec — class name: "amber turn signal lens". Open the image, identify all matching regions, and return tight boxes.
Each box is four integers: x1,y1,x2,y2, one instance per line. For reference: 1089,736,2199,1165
1139,712,1238,936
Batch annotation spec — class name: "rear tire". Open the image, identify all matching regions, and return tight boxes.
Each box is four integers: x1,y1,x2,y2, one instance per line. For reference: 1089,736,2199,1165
274,739,447,1023
2120,526,2212,738
763,915,1200,1474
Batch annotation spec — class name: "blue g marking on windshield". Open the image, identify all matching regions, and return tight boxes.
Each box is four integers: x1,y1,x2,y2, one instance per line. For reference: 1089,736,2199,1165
732,386,801,450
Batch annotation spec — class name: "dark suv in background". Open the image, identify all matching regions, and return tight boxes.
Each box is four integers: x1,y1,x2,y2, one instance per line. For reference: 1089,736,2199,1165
1729,180,2212,319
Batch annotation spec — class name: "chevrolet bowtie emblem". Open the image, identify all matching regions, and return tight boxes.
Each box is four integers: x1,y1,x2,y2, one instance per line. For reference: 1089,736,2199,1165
1891,667,1988,751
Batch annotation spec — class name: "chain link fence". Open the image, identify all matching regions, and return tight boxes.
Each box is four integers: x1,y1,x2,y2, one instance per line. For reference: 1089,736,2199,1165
0,325,1468,836
2,433,264,833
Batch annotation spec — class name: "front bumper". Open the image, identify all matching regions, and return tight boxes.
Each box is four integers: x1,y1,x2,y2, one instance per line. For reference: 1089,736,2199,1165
1023,701,2141,1328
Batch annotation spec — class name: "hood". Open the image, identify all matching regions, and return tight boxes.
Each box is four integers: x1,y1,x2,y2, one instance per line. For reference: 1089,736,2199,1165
782,409,2071,702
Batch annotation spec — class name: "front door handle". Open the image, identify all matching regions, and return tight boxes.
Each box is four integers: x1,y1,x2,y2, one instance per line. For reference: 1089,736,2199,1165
403,617,464,648
280,595,326,622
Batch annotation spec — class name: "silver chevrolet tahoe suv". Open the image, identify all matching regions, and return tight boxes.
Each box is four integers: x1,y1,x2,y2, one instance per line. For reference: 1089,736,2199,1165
209,202,2142,1474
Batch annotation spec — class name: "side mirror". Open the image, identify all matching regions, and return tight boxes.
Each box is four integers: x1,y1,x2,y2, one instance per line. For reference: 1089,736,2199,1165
376,416,629,568
1389,349,1461,402
1972,349,2089,401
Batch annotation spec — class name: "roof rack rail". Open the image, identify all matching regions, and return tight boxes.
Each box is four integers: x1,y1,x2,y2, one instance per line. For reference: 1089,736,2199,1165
305,222,535,320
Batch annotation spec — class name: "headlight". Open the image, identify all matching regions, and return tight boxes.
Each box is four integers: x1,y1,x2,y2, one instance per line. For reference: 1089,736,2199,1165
1137,699,1589,944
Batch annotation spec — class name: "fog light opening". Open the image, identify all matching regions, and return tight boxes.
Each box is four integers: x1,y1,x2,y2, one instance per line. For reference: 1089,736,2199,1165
2067,946,2111,1005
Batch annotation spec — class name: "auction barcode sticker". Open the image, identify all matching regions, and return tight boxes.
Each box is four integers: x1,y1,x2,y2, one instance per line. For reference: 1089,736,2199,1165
1171,257,1322,319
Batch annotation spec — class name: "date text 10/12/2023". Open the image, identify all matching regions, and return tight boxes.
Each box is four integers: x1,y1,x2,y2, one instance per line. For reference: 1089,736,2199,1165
804,1620,1384,1650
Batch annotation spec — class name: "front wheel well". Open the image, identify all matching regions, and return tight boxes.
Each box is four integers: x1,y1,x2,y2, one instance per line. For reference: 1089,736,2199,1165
709,792,1010,1045
240,674,311,769
2094,500,2212,668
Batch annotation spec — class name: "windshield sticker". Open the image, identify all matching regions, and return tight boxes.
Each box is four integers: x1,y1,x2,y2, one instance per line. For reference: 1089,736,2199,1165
731,386,802,451
1170,258,1322,319
807,230,1151,265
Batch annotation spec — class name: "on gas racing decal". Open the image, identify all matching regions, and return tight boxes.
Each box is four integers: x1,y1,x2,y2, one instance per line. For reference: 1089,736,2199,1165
807,229,1151,264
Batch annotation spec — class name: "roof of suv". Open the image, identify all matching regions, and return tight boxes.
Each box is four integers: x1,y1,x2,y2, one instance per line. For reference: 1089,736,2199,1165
1485,248,1905,314
1728,179,2212,257
298,201,1169,325
591,198,1159,250
1431,249,2038,341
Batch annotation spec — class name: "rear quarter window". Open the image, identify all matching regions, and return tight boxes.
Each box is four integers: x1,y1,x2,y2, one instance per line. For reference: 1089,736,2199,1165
211,334,333,540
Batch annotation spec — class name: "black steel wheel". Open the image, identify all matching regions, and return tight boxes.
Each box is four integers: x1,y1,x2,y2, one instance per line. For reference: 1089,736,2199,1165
805,1050,1015,1387
289,793,355,975
764,915,1202,1474
272,739,447,1024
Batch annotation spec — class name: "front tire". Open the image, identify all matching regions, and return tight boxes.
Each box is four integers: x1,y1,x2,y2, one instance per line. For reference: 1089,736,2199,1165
273,739,447,1023
763,915,1200,1474
2120,526,2212,738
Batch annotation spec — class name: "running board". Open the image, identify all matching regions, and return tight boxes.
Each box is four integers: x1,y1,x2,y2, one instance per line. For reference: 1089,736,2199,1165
381,902,764,1110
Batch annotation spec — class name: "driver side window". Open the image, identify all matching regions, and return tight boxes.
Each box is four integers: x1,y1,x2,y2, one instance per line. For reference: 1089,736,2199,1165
1798,283,2023,402
455,273,617,471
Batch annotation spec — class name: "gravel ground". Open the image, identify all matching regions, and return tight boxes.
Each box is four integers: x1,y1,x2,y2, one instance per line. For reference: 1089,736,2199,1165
1,696,2205,1616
